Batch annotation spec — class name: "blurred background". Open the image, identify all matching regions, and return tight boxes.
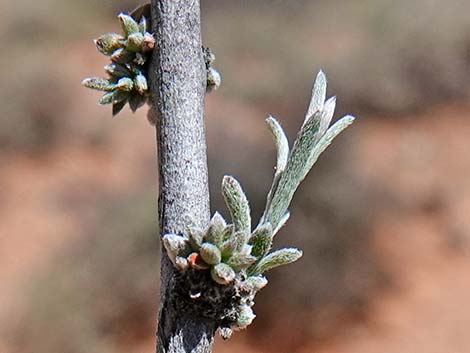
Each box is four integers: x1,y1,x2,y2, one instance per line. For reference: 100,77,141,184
1,0,470,352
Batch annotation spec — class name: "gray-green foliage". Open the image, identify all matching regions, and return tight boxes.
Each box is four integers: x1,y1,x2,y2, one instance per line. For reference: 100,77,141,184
82,6,221,118
162,71,355,336
82,13,155,116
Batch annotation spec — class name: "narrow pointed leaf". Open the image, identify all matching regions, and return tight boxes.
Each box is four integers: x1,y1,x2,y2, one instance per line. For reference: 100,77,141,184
266,115,289,174
250,248,302,275
302,115,355,180
304,70,327,126
82,77,114,91
118,13,140,36
264,110,321,228
221,176,251,235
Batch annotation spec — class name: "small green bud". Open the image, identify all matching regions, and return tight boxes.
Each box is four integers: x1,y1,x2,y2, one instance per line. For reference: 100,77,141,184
205,212,227,246
211,263,236,285
126,32,144,52
94,33,123,55
235,305,256,329
118,13,140,36
200,243,222,265
134,74,148,95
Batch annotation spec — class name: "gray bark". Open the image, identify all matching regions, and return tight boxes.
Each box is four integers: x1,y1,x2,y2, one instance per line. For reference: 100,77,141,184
149,1,214,352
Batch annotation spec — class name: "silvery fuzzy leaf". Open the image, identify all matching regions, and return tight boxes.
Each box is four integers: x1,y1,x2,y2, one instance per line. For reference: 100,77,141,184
82,77,114,91
211,263,236,285
94,33,123,55
162,234,189,265
301,115,355,181
112,100,127,116
118,13,140,36
249,223,273,258
263,110,321,229
304,70,327,126
235,305,256,329
200,243,222,265
266,115,289,175
104,63,132,78
126,32,144,52
249,248,302,275
272,211,290,237
317,96,336,140
221,176,251,236
134,74,148,95
226,252,257,271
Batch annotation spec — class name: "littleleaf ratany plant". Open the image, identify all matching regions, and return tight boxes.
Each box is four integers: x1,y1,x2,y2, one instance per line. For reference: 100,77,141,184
82,4,355,342
162,71,355,339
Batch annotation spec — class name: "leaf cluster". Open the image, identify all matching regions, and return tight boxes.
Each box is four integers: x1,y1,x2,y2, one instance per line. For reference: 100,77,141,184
162,71,355,336
82,12,155,115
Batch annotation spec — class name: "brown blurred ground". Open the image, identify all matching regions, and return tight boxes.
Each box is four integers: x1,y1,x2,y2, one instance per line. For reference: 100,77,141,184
1,1,470,353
